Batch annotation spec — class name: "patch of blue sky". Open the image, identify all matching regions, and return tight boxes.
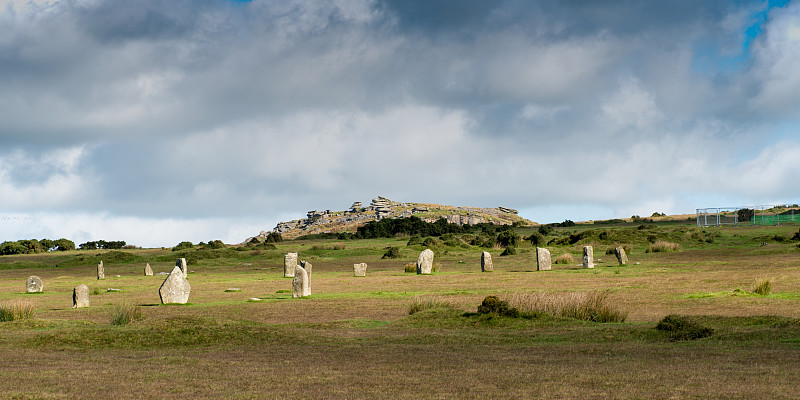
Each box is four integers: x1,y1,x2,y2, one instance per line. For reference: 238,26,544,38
692,0,792,75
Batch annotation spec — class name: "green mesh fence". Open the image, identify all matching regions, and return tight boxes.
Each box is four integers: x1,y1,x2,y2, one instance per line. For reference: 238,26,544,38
751,213,800,225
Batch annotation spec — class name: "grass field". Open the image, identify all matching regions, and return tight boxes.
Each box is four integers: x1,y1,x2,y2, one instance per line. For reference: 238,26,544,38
2,221,800,399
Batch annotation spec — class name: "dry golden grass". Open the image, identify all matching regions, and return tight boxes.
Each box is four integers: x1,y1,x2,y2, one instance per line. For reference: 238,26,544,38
554,253,575,264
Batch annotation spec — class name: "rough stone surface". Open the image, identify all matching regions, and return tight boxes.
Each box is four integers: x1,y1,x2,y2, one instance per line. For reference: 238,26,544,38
284,252,298,278
176,258,188,278
292,266,311,298
73,284,89,308
583,246,594,269
481,251,493,272
159,266,191,304
615,247,628,265
26,275,43,293
299,260,312,276
353,262,368,277
97,261,105,280
144,263,153,276
537,248,552,271
416,249,434,274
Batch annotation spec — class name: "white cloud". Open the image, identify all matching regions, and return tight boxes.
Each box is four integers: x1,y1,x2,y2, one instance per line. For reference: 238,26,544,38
750,2,800,117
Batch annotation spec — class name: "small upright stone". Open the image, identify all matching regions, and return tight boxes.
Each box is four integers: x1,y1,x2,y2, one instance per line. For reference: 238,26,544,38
292,266,311,298
144,263,153,276
299,260,312,276
26,276,43,293
583,246,594,269
353,263,368,277
284,252,298,278
416,249,434,275
481,251,493,272
615,247,628,265
159,266,191,304
176,258,188,278
536,248,552,271
73,284,89,308
97,261,105,280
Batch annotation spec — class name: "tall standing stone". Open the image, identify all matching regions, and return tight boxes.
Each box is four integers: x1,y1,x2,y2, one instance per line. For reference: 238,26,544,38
583,246,594,269
284,252,298,278
176,258,188,278
159,266,191,304
300,260,312,276
481,251,493,272
73,284,89,308
292,266,311,298
615,247,628,265
353,263,368,277
26,276,43,293
144,263,153,276
537,248,552,271
416,249,434,275
97,261,105,280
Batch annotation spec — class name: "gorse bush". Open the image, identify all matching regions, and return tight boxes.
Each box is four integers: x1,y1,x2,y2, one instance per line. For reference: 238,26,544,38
382,246,401,259
508,290,627,323
172,241,194,251
495,230,519,248
110,303,143,326
655,315,713,341
524,232,545,246
476,296,519,317
500,245,516,256
0,301,34,322
752,279,772,295
646,241,681,253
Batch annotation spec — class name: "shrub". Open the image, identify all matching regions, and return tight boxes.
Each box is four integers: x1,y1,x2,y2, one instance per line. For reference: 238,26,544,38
655,315,713,341
509,290,627,323
476,295,520,317
172,241,194,251
646,241,681,253
310,244,346,251
204,240,226,249
500,245,516,256
524,232,545,246
110,303,143,326
554,254,575,264
752,279,772,295
737,208,754,223
421,237,440,247
408,296,455,315
0,301,34,322
537,225,554,236
407,236,423,246
555,220,576,227
264,232,283,243
382,246,401,259
496,230,519,248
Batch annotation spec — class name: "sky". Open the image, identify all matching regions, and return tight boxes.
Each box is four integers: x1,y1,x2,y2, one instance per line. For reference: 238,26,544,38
1,0,800,248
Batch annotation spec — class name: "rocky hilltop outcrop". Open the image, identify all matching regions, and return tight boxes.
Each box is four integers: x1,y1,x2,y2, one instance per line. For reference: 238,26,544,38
251,196,532,240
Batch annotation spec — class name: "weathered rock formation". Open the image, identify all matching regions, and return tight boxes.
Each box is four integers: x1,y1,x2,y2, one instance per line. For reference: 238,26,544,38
97,261,104,280
292,266,311,298
583,246,594,269
73,284,89,308
417,249,434,275
26,275,43,293
159,266,191,304
481,251,493,272
537,248,552,271
353,263,368,277
615,247,628,265
284,253,298,278
144,263,153,276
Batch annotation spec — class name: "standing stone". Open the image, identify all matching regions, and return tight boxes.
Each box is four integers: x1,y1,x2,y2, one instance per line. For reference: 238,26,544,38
176,258,188,278
144,263,153,276
159,266,191,304
536,248,552,271
353,263,368,277
583,246,594,269
26,276,43,293
416,249,434,275
73,284,89,308
615,247,628,265
284,252,298,278
299,260,312,276
97,261,105,280
292,266,311,298
481,251,493,272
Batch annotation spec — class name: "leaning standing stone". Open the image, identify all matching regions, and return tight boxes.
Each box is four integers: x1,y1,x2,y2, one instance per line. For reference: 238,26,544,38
26,276,43,293
300,260,312,276
615,247,628,265
159,266,191,304
97,261,105,280
481,251,493,272
537,248,552,271
176,258,188,278
292,266,311,298
144,263,153,276
583,246,594,269
353,263,368,277
73,284,89,308
416,249,434,275
284,252,298,278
